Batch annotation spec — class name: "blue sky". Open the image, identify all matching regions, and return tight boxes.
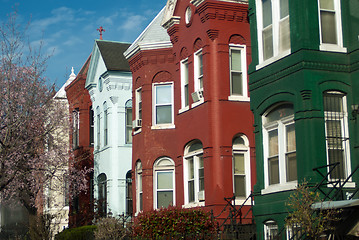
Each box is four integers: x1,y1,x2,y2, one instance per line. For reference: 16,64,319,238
0,0,166,88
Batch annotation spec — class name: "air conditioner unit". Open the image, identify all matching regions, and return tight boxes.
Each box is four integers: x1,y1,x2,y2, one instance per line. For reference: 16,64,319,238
132,119,142,129
191,90,204,102
198,191,205,201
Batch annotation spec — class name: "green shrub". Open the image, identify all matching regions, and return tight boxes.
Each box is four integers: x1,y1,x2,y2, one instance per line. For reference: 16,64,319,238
132,206,216,239
55,225,97,240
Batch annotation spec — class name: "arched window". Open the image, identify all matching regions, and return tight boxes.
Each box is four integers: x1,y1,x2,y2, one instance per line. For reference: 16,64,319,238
184,140,204,205
135,161,143,213
323,91,350,179
126,170,133,216
263,104,296,188
264,220,278,240
125,100,132,144
153,158,175,209
232,135,250,199
97,173,107,217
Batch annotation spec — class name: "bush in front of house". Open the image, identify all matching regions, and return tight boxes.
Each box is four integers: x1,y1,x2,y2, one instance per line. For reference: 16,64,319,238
54,225,97,240
132,206,216,239
94,217,129,240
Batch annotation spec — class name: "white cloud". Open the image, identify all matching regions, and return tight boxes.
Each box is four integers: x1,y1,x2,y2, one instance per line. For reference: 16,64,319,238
118,14,147,31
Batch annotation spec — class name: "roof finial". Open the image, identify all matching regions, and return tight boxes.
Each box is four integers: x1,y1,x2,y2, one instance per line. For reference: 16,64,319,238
97,26,105,40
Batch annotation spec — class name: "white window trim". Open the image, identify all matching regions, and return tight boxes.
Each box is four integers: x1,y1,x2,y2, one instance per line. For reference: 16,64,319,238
264,220,279,240
183,148,205,207
228,44,249,102
135,87,142,122
180,58,190,113
318,0,347,53
153,158,176,209
191,49,204,107
255,0,291,69
152,82,174,128
233,136,251,205
262,114,297,193
324,92,352,181
135,162,143,214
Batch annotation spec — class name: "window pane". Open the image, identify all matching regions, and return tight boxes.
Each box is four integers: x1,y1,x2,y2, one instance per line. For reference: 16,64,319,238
280,0,289,18
188,158,194,179
269,157,279,185
286,124,296,152
199,155,204,191
231,72,243,95
286,152,297,181
269,129,279,156
234,153,245,174
324,93,343,112
320,0,334,10
126,108,132,124
279,17,291,52
265,221,278,240
326,120,342,147
157,172,173,189
184,63,189,84
188,142,203,153
188,180,194,202
266,104,294,123
262,0,272,28
321,11,337,44
184,84,189,107
157,191,173,208
198,54,203,76
328,149,345,179
263,26,273,60
156,85,172,104
234,175,246,197
139,192,143,211
156,105,172,124
231,49,242,71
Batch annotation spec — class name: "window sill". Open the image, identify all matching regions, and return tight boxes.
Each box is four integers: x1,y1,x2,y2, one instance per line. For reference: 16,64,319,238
319,44,347,53
228,96,250,102
178,106,189,114
182,202,205,208
151,124,175,130
327,180,356,189
261,181,297,195
191,99,204,108
234,198,251,206
256,49,291,70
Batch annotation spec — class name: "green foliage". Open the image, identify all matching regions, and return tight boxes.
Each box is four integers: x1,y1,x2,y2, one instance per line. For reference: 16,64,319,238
286,181,341,239
132,206,216,239
54,225,97,240
94,217,129,240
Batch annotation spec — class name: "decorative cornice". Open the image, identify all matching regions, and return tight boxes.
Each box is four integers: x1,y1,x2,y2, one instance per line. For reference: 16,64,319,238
125,41,173,61
300,90,312,101
197,1,248,24
162,16,181,30
206,29,219,41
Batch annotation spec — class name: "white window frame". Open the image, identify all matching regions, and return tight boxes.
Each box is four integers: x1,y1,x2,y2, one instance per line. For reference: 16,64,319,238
264,220,279,240
180,58,190,113
183,141,205,207
96,107,101,149
318,0,346,52
262,105,297,194
324,91,352,181
103,103,108,146
192,49,204,107
135,87,142,122
153,158,175,209
135,161,143,214
72,109,79,149
152,82,175,129
256,0,291,69
232,135,251,205
125,101,132,144
228,45,249,102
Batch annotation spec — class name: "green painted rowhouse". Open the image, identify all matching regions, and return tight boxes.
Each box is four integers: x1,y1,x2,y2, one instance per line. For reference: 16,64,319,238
248,0,359,239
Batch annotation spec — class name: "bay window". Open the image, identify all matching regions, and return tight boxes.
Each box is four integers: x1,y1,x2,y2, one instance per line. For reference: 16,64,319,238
153,83,173,126
257,0,291,64
263,104,297,190
184,140,204,205
324,91,351,180
154,158,175,209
